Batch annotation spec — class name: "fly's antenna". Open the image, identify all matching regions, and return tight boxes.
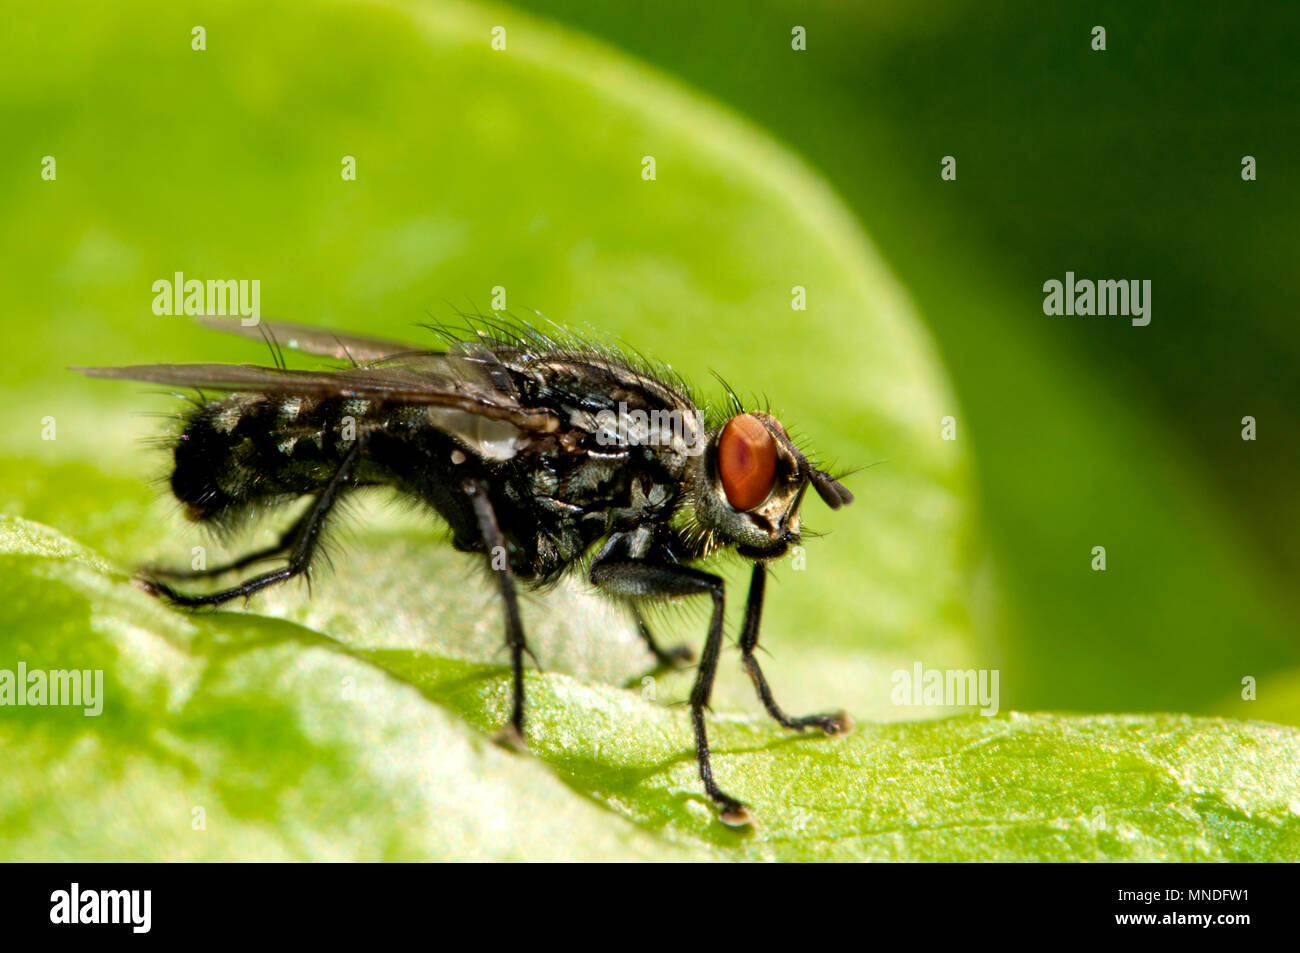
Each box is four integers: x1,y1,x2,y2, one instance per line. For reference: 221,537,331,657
807,465,855,509
790,445,859,510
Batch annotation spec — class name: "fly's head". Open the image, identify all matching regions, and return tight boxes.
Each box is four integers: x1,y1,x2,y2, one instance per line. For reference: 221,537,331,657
689,411,854,560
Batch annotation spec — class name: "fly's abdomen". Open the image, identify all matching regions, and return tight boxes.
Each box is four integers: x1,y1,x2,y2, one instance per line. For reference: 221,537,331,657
171,395,360,524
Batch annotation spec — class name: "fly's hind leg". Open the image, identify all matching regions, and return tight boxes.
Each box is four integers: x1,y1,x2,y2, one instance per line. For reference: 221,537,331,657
138,443,361,608
463,478,532,750
142,510,311,580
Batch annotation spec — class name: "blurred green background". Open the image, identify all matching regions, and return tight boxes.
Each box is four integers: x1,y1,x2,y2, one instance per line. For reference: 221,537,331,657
0,0,1297,859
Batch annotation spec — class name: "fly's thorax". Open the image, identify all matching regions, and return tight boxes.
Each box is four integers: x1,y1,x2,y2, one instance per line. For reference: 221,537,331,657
687,412,809,558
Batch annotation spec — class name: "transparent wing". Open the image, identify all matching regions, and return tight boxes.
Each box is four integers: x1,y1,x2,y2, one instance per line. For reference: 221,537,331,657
71,357,561,433
196,316,420,363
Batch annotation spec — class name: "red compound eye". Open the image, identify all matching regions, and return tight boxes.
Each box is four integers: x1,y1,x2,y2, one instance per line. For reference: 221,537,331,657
718,414,777,510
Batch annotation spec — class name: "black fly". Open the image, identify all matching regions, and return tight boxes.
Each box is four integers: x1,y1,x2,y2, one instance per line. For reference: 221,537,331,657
74,317,855,826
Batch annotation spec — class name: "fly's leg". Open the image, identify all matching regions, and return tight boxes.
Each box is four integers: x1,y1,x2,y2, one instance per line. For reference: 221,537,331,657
740,563,852,736
143,511,311,580
632,606,695,670
138,443,361,607
591,559,749,827
464,479,531,749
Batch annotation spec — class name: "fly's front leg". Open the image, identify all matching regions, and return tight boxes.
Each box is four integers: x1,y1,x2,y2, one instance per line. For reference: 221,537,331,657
464,479,530,749
591,558,749,827
740,563,852,736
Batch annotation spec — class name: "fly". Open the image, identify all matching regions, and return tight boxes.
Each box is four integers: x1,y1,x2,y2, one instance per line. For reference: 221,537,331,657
73,317,856,826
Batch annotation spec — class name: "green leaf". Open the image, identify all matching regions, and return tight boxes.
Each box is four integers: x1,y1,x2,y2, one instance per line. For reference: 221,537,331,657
5,516,1299,861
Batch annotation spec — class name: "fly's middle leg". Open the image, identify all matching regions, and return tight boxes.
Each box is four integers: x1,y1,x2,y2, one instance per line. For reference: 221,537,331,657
631,605,695,672
464,478,531,749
